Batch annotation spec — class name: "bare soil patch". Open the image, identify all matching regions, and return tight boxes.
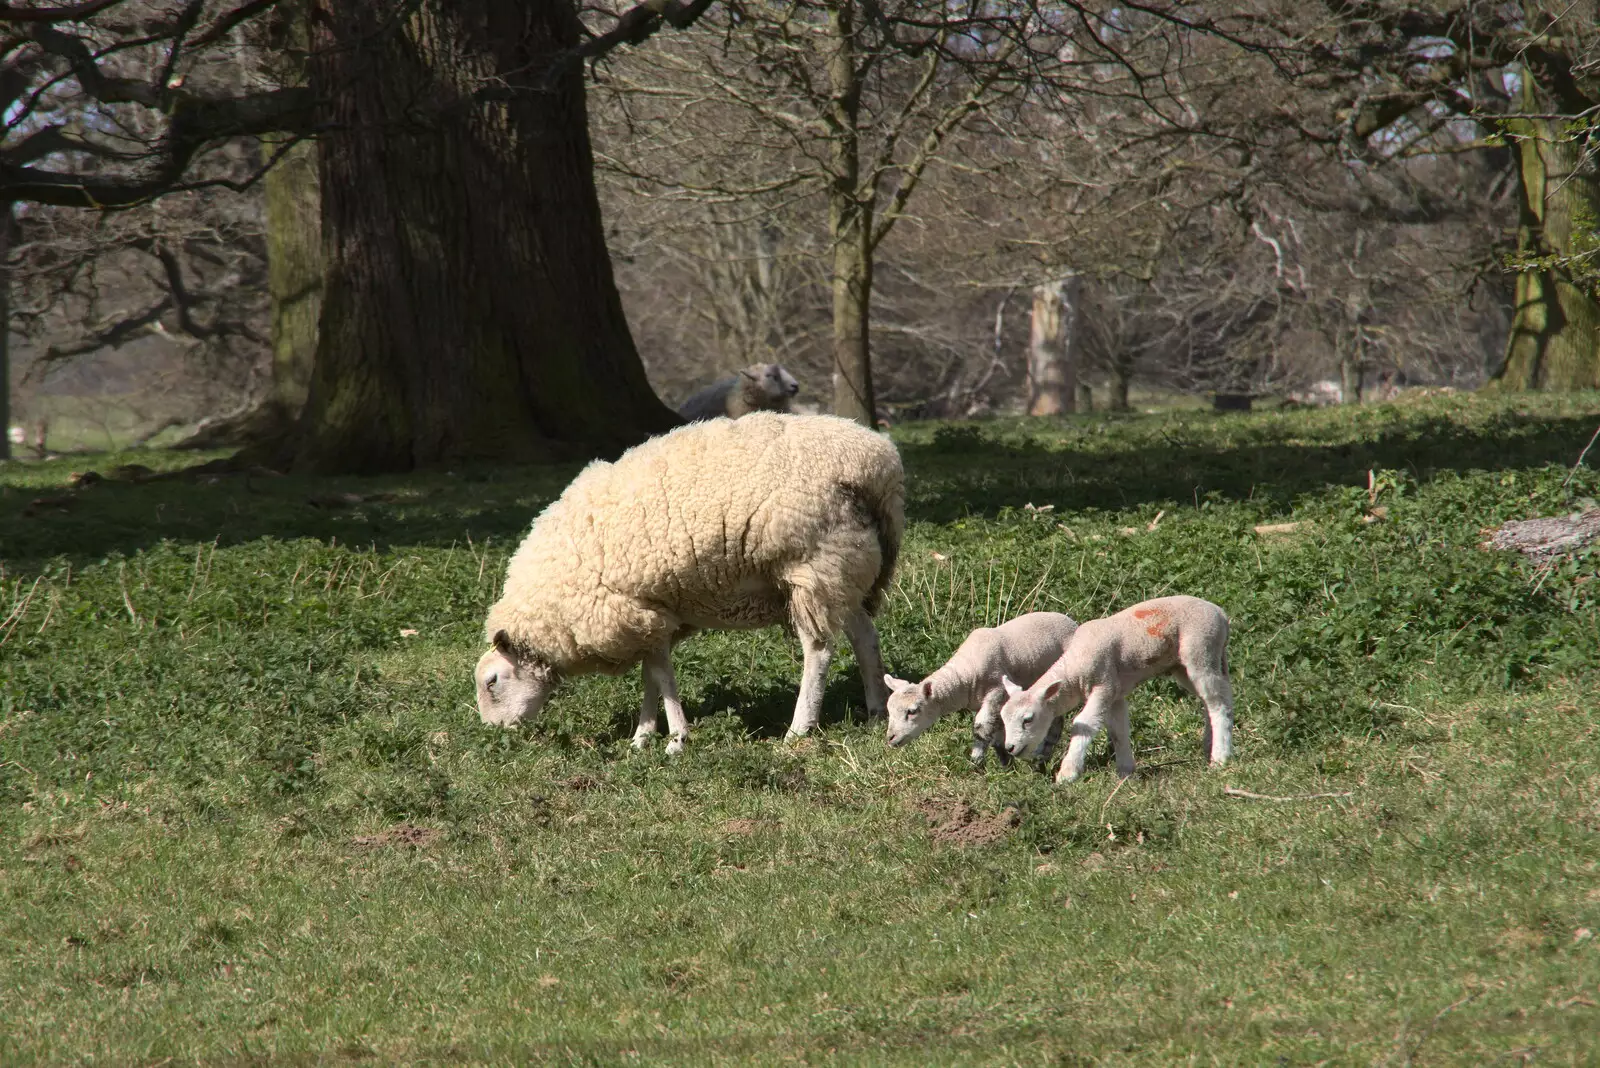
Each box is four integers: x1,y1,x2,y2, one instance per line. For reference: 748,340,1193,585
911,798,1021,848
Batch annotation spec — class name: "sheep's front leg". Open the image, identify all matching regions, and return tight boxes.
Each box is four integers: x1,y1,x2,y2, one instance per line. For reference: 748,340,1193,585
1057,689,1115,784
844,611,888,720
1106,697,1136,779
1191,668,1235,765
971,688,1008,767
788,635,834,738
642,646,689,754
633,660,661,748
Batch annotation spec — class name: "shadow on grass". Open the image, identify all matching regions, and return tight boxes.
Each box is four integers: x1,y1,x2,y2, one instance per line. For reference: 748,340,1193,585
4,400,1598,569
900,407,1600,523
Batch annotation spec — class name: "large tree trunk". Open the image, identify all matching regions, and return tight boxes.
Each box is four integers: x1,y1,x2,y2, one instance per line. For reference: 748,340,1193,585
295,0,678,473
1027,277,1081,416
1109,354,1132,412
1339,351,1362,404
0,202,10,462
1496,69,1600,390
826,0,876,426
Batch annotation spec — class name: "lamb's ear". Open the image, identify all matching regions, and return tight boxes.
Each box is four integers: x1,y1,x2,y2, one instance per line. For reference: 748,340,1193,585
921,680,934,698
492,630,515,658
884,674,913,694
741,368,761,381
1042,680,1063,703
1001,675,1024,698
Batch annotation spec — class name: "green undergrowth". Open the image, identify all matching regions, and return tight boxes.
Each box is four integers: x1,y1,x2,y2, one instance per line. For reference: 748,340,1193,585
1,391,1598,1064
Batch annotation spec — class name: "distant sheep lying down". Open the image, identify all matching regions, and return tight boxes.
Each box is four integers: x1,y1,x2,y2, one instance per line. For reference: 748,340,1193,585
475,413,905,752
999,595,1234,783
884,611,1079,766
678,363,801,422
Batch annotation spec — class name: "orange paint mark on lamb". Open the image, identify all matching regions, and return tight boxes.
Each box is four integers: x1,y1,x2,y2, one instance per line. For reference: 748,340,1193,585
1132,608,1162,619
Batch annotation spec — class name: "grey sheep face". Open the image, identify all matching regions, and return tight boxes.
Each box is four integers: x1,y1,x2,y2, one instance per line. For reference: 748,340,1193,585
883,674,936,747
475,632,560,727
745,363,800,403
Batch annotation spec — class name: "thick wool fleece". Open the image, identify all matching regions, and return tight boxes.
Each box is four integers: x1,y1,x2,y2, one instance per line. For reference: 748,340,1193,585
484,413,904,676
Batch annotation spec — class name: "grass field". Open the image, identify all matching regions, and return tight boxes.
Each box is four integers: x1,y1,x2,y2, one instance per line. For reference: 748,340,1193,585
2,392,1599,1065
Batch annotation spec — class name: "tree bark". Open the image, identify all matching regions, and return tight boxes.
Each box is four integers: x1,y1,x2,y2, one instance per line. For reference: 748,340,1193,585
1028,276,1080,416
1339,351,1362,404
294,0,678,473
1109,355,1132,411
826,0,876,426
0,202,10,462
1496,69,1600,390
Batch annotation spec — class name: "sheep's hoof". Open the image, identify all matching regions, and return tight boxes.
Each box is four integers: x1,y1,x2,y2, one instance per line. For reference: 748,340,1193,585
631,733,653,750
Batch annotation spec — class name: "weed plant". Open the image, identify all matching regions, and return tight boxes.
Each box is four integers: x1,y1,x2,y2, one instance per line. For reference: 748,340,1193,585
1,392,1598,1064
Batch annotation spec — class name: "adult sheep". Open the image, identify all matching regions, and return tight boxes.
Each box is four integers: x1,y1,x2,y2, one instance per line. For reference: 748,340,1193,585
678,363,801,422
475,413,904,752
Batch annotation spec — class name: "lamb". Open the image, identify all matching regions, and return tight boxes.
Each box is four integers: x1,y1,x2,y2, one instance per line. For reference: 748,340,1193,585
998,595,1234,783
883,611,1079,766
678,363,801,422
475,412,904,753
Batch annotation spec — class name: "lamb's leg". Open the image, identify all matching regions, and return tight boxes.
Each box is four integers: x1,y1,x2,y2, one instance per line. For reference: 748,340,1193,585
1057,689,1114,784
1191,667,1235,765
633,658,661,749
971,688,1008,767
642,646,690,755
788,635,834,738
1170,666,1209,756
844,610,889,720
1106,696,1136,779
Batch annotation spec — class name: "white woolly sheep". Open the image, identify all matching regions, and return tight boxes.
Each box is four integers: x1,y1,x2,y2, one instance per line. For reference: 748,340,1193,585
678,363,801,422
999,595,1233,783
883,611,1079,765
475,412,904,752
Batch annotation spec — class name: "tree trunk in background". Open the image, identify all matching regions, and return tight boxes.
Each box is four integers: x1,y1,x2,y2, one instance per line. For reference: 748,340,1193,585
826,1,876,426
1028,277,1080,416
1109,355,1133,411
264,135,321,424
0,203,10,462
1339,352,1362,404
294,0,678,473
1495,68,1600,390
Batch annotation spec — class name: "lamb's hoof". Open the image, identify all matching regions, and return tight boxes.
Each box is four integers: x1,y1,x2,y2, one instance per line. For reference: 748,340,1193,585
1055,768,1082,785
631,734,654,751
665,735,686,756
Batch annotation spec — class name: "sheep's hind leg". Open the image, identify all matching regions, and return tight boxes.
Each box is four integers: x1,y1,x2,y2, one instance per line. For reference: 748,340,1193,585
844,610,889,721
642,646,690,755
787,635,834,738
1191,667,1235,766
632,661,661,749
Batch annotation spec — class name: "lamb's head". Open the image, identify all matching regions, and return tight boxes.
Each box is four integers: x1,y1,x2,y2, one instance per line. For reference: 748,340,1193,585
999,674,1078,758
883,674,939,747
475,631,561,727
743,363,800,407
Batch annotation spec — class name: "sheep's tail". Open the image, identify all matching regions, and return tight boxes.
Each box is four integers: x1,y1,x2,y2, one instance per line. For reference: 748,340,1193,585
845,466,905,617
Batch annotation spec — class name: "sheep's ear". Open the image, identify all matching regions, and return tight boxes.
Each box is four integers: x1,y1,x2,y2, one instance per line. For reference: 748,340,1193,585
741,368,760,381
884,674,912,694
1042,680,1063,703
1001,675,1024,698
921,681,934,698
492,630,514,657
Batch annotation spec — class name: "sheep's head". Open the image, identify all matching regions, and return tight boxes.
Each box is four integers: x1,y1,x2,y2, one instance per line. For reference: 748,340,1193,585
744,363,800,405
999,674,1078,758
475,631,560,727
884,674,937,747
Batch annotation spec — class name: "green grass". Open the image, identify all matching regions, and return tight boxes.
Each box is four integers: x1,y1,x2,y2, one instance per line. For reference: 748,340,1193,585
2,391,1599,1065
